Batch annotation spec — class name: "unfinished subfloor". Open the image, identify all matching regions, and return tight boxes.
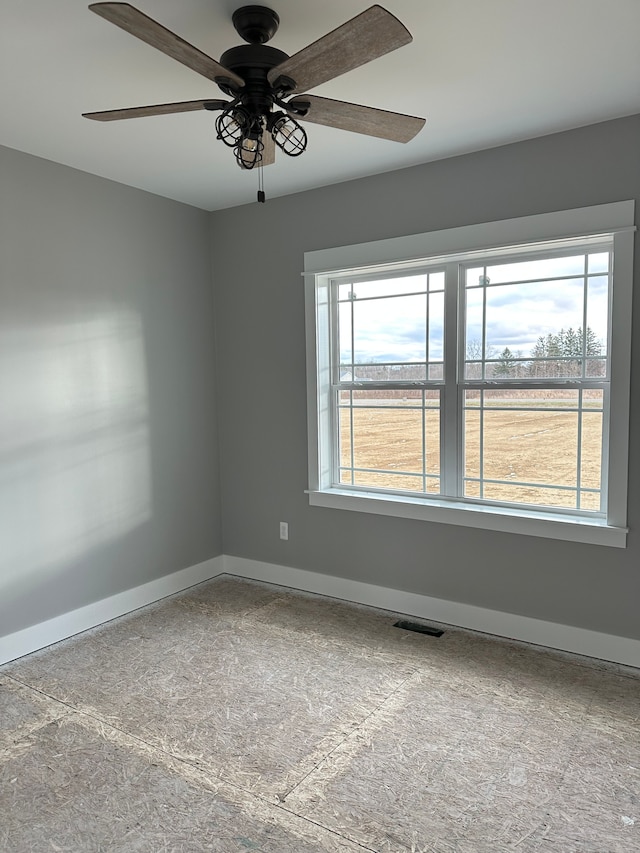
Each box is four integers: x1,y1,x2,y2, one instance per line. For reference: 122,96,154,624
1,576,639,852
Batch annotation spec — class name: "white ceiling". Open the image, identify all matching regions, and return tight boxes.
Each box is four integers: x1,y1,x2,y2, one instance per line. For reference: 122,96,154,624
2,1,639,211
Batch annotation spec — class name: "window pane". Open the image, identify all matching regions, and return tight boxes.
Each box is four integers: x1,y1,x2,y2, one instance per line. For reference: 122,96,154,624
338,301,352,366
580,408,603,491
336,391,441,495
338,283,356,301
353,293,426,364
344,274,427,300
338,401,352,470
466,267,485,289
586,276,609,359
425,409,440,478
428,290,444,361
480,388,581,408
352,407,423,472
464,480,481,498
484,278,585,358
483,409,578,488
462,389,604,511
353,471,424,492
583,389,604,411
350,389,438,406
346,363,427,381
464,252,611,383
484,254,586,284
465,287,485,378
588,253,609,274
464,409,481,480
483,483,578,509
429,271,445,292
580,491,601,511
586,357,606,379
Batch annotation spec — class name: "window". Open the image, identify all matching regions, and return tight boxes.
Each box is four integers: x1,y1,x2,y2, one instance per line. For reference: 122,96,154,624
305,203,635,547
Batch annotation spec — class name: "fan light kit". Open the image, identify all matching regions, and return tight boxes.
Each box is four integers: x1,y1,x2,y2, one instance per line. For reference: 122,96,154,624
83,3,426,202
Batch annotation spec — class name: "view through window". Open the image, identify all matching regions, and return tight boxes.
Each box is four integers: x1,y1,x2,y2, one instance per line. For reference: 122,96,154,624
334,244,611,515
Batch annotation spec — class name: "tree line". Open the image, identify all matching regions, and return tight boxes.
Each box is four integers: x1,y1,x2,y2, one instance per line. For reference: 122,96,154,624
342,326,605,386
490,326,604,378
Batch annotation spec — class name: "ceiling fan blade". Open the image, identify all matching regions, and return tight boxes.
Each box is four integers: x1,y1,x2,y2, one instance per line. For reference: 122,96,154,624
267,5,412,95
288,95,425,143
83,99,228,121
237,131,276,169
89,3,244,89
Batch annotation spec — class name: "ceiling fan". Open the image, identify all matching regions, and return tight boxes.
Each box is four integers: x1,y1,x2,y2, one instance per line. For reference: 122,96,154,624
83,3,426,199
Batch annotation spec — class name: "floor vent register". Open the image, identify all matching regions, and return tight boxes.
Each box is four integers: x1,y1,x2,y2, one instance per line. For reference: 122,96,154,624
393,620,444,637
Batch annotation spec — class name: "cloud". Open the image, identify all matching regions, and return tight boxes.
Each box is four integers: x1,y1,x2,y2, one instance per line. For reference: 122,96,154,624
340,264,608,365
351,294,430,363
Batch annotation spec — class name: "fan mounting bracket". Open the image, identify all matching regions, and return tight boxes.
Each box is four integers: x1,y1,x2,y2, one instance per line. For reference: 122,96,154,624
232,6,280,44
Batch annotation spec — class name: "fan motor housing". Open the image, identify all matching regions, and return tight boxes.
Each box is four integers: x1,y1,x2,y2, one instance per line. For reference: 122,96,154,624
219,44,290,108
220,44,288,73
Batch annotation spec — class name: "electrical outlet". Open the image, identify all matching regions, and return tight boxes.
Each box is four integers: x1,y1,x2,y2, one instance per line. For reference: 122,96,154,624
279,521,289,540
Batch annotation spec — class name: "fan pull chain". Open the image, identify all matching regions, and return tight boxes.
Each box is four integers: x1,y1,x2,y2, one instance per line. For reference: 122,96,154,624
257,163,266,203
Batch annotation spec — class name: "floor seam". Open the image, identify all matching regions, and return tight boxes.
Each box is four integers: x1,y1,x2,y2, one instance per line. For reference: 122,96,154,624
273,802,380,852
278,667,422,804
3,673,381,851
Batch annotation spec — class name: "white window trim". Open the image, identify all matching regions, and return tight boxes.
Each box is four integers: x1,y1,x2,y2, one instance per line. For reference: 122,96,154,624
304,202,635,548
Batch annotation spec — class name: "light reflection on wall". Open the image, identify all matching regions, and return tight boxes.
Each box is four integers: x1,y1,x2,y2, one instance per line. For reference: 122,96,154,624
0,308,151,602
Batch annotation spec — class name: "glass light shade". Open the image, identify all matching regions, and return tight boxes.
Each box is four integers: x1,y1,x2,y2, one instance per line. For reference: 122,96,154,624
271,113,307,156
216,106,250,147
235,134,263,169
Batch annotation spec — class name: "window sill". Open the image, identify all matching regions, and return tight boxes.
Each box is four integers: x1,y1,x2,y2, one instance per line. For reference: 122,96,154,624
307,489,627,548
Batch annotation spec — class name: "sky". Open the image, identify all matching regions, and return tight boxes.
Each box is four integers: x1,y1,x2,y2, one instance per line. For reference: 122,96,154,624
339,253,609,366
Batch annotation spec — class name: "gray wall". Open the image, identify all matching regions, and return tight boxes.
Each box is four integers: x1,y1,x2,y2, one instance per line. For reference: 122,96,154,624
2,115,638,644
211,115,640,640
0,145,222,635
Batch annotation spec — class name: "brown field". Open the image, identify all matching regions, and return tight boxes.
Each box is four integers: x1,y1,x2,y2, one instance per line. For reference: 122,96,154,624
339,406,602,510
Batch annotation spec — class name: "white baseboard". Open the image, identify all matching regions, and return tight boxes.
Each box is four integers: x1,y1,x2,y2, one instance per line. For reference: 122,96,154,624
223,555,640,669
0,556,224,666
3,554,638,669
